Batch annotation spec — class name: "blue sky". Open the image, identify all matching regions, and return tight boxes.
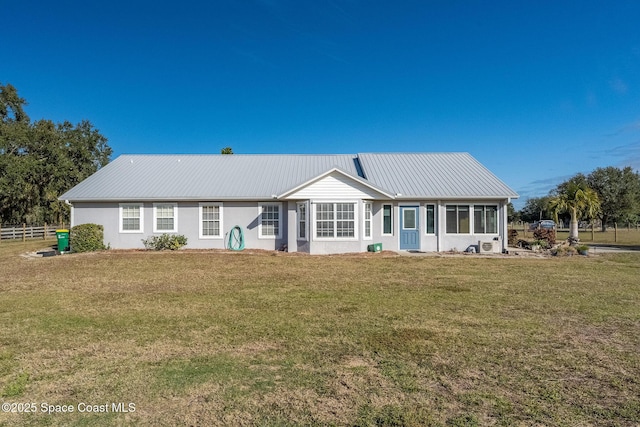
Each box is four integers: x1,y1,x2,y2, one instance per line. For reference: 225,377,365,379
3,1,640,208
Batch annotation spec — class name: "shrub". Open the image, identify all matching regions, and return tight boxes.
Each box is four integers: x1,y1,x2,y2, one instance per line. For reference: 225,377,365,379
142,234,188,250
533,227,556,246
532,239,550,250
576,244,589,254
70,223,106,253
552,245,577,256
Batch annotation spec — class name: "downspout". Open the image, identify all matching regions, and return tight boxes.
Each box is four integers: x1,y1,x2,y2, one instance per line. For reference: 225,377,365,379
64,200,74,228
437,200,442,252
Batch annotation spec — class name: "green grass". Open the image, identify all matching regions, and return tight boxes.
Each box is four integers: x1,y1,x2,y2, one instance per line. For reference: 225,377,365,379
0,239,639,426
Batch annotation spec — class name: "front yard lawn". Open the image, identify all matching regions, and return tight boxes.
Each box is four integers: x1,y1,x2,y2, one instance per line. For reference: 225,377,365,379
1,241,639,426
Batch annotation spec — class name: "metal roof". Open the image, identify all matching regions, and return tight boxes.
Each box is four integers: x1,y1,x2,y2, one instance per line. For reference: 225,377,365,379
60,153,519,201
358,153,520,199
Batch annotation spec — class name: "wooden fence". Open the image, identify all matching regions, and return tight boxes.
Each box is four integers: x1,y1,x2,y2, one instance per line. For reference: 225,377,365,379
0,224,65,242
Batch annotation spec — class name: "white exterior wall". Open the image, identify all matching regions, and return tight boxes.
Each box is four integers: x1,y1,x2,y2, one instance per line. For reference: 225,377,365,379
368,201,438,252
286,172,383,200
366,200,507,253
71,196,510,253
436,200,505,252
372,202,397,251
285,172,385,254
73,201,287,250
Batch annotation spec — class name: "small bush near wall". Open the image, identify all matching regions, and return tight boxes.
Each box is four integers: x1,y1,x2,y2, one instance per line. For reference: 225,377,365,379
70,224,107,253
142,234,188,250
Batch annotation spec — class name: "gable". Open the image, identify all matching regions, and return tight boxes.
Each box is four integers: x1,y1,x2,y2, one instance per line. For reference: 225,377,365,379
283,171,389,200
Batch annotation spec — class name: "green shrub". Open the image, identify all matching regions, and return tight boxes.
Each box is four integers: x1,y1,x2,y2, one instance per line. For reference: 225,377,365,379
70,223,106,253
142,234,188,250
532,239,550,250
552,245,577,256
576,244,589,254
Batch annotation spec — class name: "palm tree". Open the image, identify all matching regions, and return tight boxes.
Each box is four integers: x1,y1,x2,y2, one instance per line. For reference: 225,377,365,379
548,180,600,243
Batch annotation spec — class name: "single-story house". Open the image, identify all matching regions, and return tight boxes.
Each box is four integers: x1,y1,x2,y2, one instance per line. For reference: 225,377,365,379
59,153,519,254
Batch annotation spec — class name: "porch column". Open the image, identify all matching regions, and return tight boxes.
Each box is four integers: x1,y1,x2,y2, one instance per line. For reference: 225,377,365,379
501,200,508,251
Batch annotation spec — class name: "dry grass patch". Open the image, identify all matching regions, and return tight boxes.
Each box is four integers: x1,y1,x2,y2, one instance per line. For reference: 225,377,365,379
0,240,639,425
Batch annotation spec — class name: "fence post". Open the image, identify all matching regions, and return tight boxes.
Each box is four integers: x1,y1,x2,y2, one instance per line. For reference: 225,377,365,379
614,222,618,243
44,223,47,240
591,220,594,242
22,223,26,242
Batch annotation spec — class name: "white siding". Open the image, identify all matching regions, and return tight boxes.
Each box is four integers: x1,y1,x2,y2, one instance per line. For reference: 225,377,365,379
285,172,381,200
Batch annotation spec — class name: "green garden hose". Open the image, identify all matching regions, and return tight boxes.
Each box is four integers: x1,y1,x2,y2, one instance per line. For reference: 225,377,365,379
227,225,245,251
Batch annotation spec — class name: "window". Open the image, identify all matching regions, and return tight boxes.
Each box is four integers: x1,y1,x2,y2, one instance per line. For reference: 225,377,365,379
382,204,393,235
199,203,222,238
336,203,355,237
297,202,307,240
315,202,357,239
426,204,435,234
403,208,417,229
259,203,281,238
474,205,498,234
153,203,178,233
316,203,334,237
363,202,372,239
120,203,143,233
446,205,470,233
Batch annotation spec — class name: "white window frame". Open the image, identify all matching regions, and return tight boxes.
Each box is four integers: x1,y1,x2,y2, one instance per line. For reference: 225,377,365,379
425,203,436,235
153,203,178,233
199,202,223,239
474,205,498,234
312,201,358,241
297,201,308,241
382,203,393,236
363,201,373,240
259,202,282,239
119,203,144,233
402,206,418,230
445,204,471,234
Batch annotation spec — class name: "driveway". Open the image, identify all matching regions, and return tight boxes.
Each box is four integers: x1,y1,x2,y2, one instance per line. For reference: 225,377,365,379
587,244,640,254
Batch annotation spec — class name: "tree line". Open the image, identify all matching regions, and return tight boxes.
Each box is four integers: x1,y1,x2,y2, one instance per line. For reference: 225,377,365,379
3,82,638,233
516,166,640,232
0,83,112,225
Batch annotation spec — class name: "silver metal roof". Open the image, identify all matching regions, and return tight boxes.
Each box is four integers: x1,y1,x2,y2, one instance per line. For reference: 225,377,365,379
358,153,519,199
60,153,519,201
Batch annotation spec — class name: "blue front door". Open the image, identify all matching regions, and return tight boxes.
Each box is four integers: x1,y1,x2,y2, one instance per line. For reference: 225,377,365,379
400,206,420,250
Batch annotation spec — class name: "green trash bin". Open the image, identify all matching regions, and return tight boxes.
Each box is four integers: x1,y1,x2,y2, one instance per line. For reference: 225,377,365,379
56,229,70,253
367,243,383,252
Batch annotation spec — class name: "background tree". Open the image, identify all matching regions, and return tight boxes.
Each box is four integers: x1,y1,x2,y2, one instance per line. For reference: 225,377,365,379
507,202,519,223
548,176,600,242
220,146,233,154
519,196,553,223
0,83,112,225
586,166,640,231
0,83,29,123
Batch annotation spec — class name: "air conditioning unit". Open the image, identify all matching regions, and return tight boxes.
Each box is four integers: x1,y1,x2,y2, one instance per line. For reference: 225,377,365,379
478,239,501,254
